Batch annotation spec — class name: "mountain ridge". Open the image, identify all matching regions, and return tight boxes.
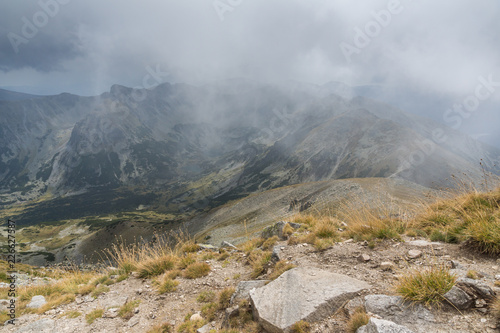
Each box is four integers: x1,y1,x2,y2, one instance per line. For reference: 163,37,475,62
1,82,499,225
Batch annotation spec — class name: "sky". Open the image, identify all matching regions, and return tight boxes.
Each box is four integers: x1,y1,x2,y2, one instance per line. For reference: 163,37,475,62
0,0,499,146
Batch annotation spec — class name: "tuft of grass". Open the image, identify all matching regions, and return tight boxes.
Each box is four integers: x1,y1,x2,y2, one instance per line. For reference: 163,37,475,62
147,323,173,333
177,254,196,270
282,222,295,239
197,290,216,303
64,310,82,318
183,262,211,279
200,302,218,321
166,269,182,280
268,261,296,280
77,284,96,296
118,299,141,320
218,287,236,310
177,318,206,333
218,251,230,261
313,238,334,251
262,236,279,251
86,308,104,324
465,270,478,279
290,320,311,333
314,218,338,239
157,277,179,294
492,297,500,319
249,250,272,279
239,238,265,254
416,188,500,255
394,264,456,307
181,242,200,253
346,307,369,333
91,285,109,298
116,274,128,283
137,255,176,278
0,311,9,325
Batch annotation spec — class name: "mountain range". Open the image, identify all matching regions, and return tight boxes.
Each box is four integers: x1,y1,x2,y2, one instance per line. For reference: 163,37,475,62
1,80,499,226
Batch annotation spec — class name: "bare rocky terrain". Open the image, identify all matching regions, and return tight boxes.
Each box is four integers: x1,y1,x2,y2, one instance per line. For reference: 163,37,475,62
3,233,499,333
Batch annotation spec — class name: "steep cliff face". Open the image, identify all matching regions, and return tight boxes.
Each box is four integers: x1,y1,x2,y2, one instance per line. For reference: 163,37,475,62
1,81,499,220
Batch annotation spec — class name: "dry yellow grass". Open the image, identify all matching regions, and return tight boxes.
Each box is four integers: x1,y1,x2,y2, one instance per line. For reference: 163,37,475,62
394,264,456,307
346,307,369,333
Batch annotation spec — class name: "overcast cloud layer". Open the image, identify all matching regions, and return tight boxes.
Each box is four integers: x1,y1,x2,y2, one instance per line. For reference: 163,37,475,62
1,0,499,145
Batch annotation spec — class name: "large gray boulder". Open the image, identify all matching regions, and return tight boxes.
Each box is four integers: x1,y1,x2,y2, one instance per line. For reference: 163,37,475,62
357,318,415,333
364,295,435,330
250,267,370,333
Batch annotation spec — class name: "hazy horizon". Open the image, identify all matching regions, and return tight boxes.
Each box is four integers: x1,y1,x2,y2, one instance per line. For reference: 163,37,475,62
1,0,499,146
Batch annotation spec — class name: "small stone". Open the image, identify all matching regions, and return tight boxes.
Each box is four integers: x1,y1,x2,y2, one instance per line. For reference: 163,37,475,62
344,239,354,243
475,299,487,308
380,262,395,271
407,250,422,259
103,309,119,318
271,246,281,262
136,289,143,295
443,286,473,310
190,313,203,321
197,323,212,333
27,295,46,309
75,297,84,304
457,278,495,301
128,318,140,327
222,305,239,328
357,317,415,333
358,254,371,262
495,275,500,280
230,280,269,305
344,297,365,317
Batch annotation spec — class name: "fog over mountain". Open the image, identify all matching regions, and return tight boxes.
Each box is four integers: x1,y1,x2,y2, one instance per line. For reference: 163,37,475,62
1,1,499,147
0,80,499,227
1,1,500,226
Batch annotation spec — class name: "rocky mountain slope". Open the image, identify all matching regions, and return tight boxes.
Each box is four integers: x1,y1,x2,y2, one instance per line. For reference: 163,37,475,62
1,81,499,226
2,229,499,333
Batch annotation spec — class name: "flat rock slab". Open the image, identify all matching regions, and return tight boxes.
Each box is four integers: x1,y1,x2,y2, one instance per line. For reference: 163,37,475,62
14,318,55,333
364,295,435,331
250,267,370,333
407,240,441,247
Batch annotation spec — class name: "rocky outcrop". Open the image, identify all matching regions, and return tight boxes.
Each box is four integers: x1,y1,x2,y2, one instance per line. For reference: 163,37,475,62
250,267,370,332
443,286,474,310
364,295,435,331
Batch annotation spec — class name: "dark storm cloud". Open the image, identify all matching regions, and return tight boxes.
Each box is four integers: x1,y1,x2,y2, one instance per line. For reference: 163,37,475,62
0,0,83,71
0,0,499,108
